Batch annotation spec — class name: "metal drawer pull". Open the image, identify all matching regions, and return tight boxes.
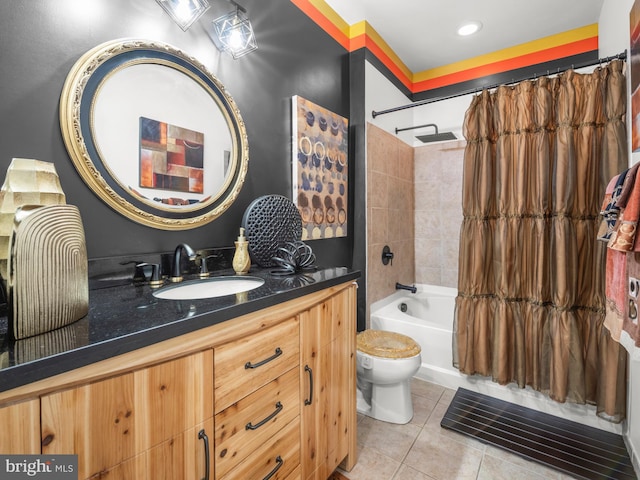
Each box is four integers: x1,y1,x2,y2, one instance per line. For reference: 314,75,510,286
263,456,283,480
246,402,283,430
304,365,313,405
198,429,210,480
245,347,282,369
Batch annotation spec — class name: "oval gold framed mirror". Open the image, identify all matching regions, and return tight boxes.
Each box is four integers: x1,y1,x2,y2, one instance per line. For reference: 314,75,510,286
60,39,249,230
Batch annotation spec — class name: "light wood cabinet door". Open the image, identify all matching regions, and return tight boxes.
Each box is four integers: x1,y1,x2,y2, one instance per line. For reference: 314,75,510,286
146,417,214,480
0,398,40,454
83,418,214,480
41,349,214,479
76,452,147,479
327,286,357,473
41,369,136,479
300,285,357,480
134,349,214,450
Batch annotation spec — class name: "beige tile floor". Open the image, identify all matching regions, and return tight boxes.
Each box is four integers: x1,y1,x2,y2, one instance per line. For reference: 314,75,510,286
338,378,579,480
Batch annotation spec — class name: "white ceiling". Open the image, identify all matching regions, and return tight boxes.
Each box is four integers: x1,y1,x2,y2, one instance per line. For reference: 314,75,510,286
324,0,606,73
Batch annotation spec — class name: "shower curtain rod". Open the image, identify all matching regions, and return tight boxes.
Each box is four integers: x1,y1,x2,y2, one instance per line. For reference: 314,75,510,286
371,50,627,118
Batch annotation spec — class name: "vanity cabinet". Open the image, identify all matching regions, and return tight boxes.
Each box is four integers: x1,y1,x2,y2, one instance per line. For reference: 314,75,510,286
0,280,357,480
41,350,214,480
300,285,357,480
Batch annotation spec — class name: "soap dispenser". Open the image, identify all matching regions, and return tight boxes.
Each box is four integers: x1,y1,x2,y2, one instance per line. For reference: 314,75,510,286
232,227,251,275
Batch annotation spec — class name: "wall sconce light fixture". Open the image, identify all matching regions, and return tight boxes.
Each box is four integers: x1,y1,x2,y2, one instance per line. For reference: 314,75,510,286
212,0,257,59
155,0,210,31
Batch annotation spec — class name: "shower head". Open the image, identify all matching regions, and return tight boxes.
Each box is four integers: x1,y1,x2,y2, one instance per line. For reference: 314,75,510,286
394,123,457,143
416,131,457,143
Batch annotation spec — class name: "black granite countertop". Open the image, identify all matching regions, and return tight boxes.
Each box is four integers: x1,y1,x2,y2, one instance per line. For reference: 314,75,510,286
0,266,359,393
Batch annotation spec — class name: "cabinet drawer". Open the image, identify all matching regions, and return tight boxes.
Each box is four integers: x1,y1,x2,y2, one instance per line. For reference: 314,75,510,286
214,317,299,412
219,417,300,480
283,465,301,480
215,368,299,477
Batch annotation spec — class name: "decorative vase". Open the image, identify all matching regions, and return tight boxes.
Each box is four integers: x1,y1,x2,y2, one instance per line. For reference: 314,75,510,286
8,204,89,340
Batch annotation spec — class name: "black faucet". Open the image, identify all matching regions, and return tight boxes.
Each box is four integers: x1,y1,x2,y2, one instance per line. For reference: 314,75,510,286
136,262,163,288
396,282,417,294
170,243,197,282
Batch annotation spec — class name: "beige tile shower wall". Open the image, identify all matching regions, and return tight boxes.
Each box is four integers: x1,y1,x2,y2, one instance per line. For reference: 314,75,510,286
414,139,466,288
366,124,415,321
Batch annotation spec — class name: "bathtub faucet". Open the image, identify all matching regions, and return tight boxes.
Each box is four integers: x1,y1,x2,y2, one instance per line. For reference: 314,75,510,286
395,282,417,294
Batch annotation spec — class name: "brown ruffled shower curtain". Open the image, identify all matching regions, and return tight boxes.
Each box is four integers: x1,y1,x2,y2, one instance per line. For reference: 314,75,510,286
453,59,628,421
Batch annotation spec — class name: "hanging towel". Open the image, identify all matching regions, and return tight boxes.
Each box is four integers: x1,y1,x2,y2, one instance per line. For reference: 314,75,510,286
609,162,640,251
598,172,627,242
602,164,640,358
604,247,627,342
616,161,640,208
623,253,640,355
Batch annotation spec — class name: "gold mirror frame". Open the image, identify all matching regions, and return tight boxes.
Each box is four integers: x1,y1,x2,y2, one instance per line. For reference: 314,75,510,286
60,39,249,230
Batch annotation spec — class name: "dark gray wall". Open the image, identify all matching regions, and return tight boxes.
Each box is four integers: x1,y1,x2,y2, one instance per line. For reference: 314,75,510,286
349,49,367,331
0,0,354,270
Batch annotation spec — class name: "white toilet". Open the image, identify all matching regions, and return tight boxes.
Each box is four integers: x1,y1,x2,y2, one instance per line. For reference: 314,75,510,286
356,329,421,424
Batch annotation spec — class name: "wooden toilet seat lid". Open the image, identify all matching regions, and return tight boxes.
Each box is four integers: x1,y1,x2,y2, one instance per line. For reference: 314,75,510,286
357,330,421,358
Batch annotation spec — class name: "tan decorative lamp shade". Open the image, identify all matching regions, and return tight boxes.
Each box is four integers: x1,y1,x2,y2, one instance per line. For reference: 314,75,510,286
0,159,66,282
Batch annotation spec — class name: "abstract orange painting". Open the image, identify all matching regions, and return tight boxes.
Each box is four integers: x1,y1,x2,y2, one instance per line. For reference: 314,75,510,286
139,116,204,193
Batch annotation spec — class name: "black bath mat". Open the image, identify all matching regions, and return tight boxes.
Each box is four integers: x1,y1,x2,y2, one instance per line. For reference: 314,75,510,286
441,388,636,480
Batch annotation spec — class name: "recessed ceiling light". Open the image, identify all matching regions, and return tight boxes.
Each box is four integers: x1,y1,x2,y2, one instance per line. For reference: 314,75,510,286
457,22,482,36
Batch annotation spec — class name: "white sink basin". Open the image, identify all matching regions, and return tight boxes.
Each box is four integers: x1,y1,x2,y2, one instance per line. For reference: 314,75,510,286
153,276,265,300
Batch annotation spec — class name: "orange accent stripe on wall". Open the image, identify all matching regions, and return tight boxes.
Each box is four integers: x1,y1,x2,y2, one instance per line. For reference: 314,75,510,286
412,37,599,92
350,33,365,51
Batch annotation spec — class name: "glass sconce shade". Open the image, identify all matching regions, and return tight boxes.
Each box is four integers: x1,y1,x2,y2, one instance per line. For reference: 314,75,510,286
212,7,258,59
156,0,210,31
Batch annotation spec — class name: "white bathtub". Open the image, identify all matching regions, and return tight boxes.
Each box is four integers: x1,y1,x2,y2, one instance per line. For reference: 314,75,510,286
369,284,623,434
370,284,457,385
